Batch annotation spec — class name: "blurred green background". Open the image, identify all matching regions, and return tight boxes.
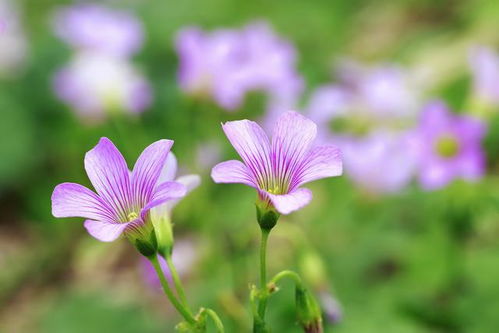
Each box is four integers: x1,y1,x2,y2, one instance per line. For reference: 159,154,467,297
1,0,499,332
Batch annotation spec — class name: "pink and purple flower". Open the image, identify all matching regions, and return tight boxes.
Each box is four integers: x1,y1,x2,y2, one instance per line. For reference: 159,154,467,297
469,46,499,108
211,111,342,215
53,3,143,57
175,22,302,111
414,101,486,190
0,0,27,77
53,53,152,119
51,138,186,242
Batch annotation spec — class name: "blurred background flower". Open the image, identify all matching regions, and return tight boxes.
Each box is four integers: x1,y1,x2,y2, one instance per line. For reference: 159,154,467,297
52,3,151,121
0,0,27,77
176,22,302,113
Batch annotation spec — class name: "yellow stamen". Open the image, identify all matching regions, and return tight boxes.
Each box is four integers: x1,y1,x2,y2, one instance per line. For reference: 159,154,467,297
127,211,138,221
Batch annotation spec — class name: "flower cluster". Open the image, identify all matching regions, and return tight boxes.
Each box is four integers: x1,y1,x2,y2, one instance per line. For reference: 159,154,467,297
305,59,486,193
176,22,302,113
52,4,151,121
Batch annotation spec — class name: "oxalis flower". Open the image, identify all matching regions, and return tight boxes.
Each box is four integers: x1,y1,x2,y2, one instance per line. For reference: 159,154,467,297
211,111,342,217
414,101,486,190
51,137,187,250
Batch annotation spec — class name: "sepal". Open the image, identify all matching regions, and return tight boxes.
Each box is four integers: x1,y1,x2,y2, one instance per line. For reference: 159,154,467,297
256,202,280,231
296,286,323,333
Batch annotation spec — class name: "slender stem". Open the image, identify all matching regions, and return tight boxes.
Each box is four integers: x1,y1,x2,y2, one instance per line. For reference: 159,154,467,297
203,308,225,333
269,270,303,289
260,229,270,289
257,228,271,320
165,253,191,313
149,255,196,325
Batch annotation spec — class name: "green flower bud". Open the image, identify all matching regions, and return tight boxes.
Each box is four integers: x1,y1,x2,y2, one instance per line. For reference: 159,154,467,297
256,202,280,231
151,210,174,256
296,286,323,333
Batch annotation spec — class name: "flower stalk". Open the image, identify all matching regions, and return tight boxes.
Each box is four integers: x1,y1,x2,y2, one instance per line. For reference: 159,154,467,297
165,251,191,310
149,254,197,325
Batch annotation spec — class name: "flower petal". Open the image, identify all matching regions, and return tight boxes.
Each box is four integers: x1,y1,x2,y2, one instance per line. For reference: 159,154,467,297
141,181,187,219
293,145,342,188
222,120,272,186
271,111,317,190
153,174,202,216
211,160,256,187
84,137,131,221
132,139,174,207
52,182,115,221
157,152,178,184
83,219,130,242
265,187,312,215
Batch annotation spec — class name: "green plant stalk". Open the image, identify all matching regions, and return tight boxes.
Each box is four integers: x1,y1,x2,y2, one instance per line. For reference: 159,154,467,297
149,255,197,325
269,270,303,288
257,228,270,319
166,252,192,314
252,228,272,333
203,308,225,333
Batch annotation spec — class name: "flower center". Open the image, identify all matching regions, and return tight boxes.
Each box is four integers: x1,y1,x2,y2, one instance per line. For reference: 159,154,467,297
435,134,460,158
267,185,281,195
127,211,139,222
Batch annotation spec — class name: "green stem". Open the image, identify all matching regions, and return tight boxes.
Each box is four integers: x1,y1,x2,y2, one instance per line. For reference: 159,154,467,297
269,270,303,289
260,229,270,290
203,308,225,333
149,255,196,325
165,253,191,313
257,228,271,320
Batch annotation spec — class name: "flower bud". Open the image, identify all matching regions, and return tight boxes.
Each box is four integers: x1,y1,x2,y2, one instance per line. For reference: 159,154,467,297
151,210,174,256
295,286,323,333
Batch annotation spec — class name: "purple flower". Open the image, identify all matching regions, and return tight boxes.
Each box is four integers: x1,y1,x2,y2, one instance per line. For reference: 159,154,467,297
53,3,143,57
341,132,417,194
336,60,420,118
51,137,187,242
0,0,27,77
175,22,302,111
318,292,342,324
211,111,342,214
53,53,152,119
469,46,499,107
415,101,486,190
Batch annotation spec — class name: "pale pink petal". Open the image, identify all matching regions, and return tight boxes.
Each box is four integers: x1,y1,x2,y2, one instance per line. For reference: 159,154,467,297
131,139,174,206
211,160,256,187
265,187,312,215
84,137,132,220
157,152,178,184
155,174,202,215
271,111,317,186
222,120,271,185
83,219,130,242
52,182,115,221
293,145,342,188
141,181,186,219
